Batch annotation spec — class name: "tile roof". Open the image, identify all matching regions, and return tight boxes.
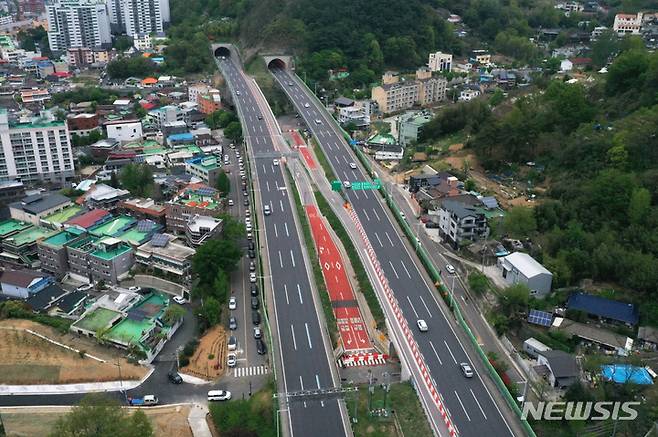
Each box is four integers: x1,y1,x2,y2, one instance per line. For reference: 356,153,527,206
0,269,49,288
567,292,639,325
10,193,71,215
66,209,111,229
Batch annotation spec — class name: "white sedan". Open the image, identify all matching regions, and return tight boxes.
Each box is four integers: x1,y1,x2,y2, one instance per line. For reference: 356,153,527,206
228,296,237,310
173,296,186,305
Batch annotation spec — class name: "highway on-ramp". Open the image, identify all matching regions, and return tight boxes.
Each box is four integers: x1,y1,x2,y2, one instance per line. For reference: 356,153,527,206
271,67,521,437
216,53,349,437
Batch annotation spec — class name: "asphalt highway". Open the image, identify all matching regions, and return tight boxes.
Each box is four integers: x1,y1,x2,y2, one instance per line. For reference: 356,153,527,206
271,67,519,437
217,55,348,437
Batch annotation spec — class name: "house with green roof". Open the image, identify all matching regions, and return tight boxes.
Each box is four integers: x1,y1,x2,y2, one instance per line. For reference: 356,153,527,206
1,226,58,267
37,229,87,278
89,215,137,238
66,235,134,284
0,219,32,240
41,205,83,229
165,184,223,233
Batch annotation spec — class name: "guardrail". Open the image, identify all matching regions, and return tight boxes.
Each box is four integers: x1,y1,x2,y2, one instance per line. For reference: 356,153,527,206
294,71,535,437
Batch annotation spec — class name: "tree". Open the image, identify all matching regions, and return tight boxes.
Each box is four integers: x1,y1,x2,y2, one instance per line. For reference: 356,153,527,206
192,238,242,286
606,50,650,96
107,57,157,79
114,35,134,51
499,284,529,317
200,296,221,326
50,393,154,437
162,304,186,325
224,121,242,142
215,171,230,196
502,206,537,237
468,272,489,295
120,164,154,197
109,171,120,189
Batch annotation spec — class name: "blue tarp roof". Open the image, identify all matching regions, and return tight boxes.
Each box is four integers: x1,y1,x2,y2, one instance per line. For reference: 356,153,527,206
567,292,639,325
167,133,193,141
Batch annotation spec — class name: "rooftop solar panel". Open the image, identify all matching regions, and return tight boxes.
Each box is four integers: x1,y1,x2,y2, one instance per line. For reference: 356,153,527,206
150,233,169,247
137,220,153,232
528,309,553,327
196,187,216,196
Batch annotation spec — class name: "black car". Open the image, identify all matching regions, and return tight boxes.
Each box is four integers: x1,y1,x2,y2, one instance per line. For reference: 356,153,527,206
248,241,255,250
251,296,259,309
243,198,249,206
229,317,237,330
252,310,261,325
248,249,256,259
168,371,183,384
256,338,267,355
250,284,259,296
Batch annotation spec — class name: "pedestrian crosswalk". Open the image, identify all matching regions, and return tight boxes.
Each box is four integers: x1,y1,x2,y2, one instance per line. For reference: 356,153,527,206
232,365,269,378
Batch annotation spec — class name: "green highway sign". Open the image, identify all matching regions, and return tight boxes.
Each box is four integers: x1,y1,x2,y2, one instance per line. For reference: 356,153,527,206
331,180,342,191
353,179,382,190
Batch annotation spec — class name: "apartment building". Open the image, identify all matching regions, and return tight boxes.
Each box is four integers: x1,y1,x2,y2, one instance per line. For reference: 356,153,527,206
66,235,134,283
432,196,489,248
67,47,116,67
107,0,169,36
136,233,195,279
0,109,74,184
184,155,220,185
371,69,447,114
104,119,143,143
37,229,85,278
614,12,643,35
46,0,112,52
185,214,222,247
428,51,452,72
165,183,222,234
148,105,183,129
397,111,432,147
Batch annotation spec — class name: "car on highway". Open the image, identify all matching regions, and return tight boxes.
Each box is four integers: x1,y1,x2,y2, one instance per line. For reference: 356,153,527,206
228,199,234,206
273,159,279,166
229,317,237,330
257,115,263,120
399,211,406,220
236,91,241,96
445,264,456,274
248,249,256,259
250,284,259,296
460,362,474,378
227,353,237,367
288,81,294,86
253,327,262,339
240,170,246,177
249,261,256,272
228,335,237,351
173,295,186,305
76,283,94,292
229,296,237,310
246,224,252,232
168,371,183,384
256,338,267,355
416,319,428,332
243,198,249,206
249,272,257,283
252,310,261,325
304,103,310,108
251,296,259,309
314,119,322,125
343,181,351,189
264,204,271,215
242,189,248,196
247,231,253,239
208,390,231,401
349,162,357,170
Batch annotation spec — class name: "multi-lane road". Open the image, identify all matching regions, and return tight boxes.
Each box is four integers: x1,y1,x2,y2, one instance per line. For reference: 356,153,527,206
215,52,350,437
271,67,521,437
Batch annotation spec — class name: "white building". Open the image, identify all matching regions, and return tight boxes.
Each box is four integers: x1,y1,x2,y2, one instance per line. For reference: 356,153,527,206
459,88,481,101
560,59,573,72
185,214,222,246
374,145,404,161
614,13,643,35
337,103,371,127
104,119,143,143
46,0,111,52
428,51,452,72
148,105,182,129
498,252,553,297
108,0,170,37
0,109,75,183
133,33,152,50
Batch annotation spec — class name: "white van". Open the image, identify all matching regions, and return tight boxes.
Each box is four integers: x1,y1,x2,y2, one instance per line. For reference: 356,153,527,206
207,390,231,401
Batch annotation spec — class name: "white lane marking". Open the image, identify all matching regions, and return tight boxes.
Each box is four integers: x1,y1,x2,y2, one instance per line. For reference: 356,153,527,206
471,389,488,419
444,341,457,364
388,261,399,279
284,284,289,304
299,375,304,390
429,340,443,365
297,283,303,304
406,296,419,318
419,295,433,318
372,209,381,221
262,164,266,174
352,189,359,200
290,249,296,268
273,223,278,238
290,324,297,350
384,231,395,246
278,251,283,268
374,232,384,247
305,323,313,349
280,199,284,212
266,181,270,192
342,155,350,165
401,260,412,278
284,222,290,237
455,391,471,421
316,374,321,389
363,210,370,221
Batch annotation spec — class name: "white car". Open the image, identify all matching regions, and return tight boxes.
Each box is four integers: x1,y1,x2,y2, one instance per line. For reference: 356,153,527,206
399,211,406,220
228,199,234,206
128,286,141,293
304,103,310,108
460,362,474,378
227,353,237,367
76,283,94,292
445,264,456,274
228,296,237,310
236,91,241,96
417,319,428,332
349,162,357,170
273,159,279,166
207,390,231,401
246,224,252,232
264,205,271,215
173,296,186,305
250,272,257,283
343,181,351,189
315,119,322,125
240,170,246,176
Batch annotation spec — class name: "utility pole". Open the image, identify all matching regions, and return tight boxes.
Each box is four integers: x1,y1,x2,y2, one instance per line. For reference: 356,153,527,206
367,370,373,413
117,358,127,404
382,372,390,415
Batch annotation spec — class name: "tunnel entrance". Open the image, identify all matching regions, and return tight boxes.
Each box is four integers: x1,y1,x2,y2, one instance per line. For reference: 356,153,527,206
214,46,231,58
267,58,287,69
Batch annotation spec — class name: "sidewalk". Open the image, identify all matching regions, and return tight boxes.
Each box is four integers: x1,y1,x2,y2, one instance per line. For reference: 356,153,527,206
0,367,155,395
187,403,212,437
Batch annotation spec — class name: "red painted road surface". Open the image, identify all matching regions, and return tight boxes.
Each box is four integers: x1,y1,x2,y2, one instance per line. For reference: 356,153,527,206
291,130,317,169
305,205,371,351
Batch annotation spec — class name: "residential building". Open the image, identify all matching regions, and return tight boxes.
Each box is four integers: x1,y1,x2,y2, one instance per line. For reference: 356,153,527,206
105,119,142,143
133,33,152,50
185,214,222,247
37,229,85,278
591,26,608,40
46,0,112,52
408,172,456,193
560,59,573,72
371,69,447,114
536,350,579,388
459,86,481,101
89,138,119,158
67,47,93,67
165,183,222,233
337,101,371,128
136,233,195,279
66,235,134,283
184,155,220,184
19,88,51,104
637,326,658,350
0,109,75,183
397,111,432,146
614,13,643,35
25,283,68,313
498,252,553,297
65,208,112,231
81,184,130,210
0,269,53,298
523,338,551,359
428,51,452,72
374,145,404,161
566,292,639,326
108,0,169,37
1,225,58,266
188,83,221,114
471,50,491,65
88,215,136,238
118,198,166,224
0,180,26,213
554,318,633,356
148,105,182,129
67,113,100,136
432,196,489,248
9,193,72,226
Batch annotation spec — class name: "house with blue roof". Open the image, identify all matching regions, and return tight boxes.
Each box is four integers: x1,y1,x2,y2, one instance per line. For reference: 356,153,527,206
567,292,639,326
